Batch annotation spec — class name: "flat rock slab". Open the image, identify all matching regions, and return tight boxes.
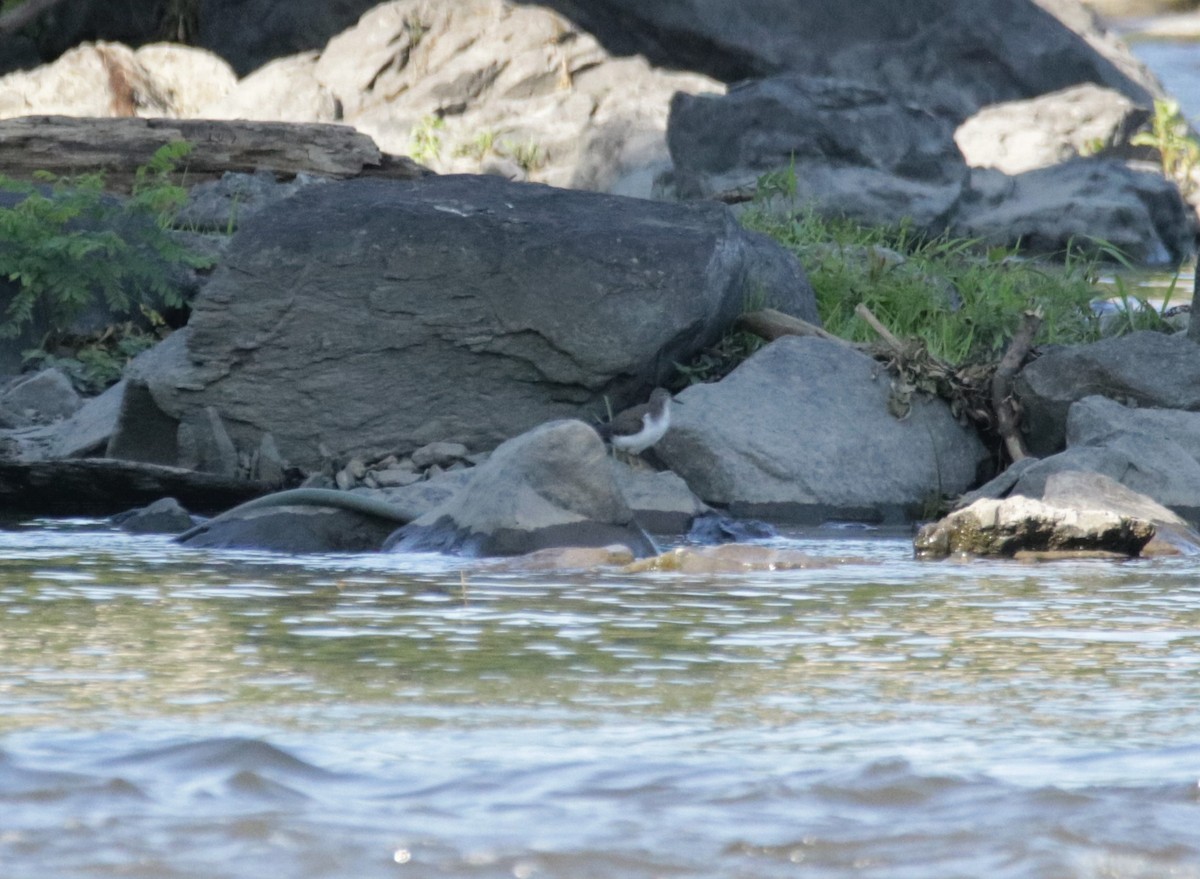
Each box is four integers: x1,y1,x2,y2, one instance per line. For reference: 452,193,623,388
0,458,271,517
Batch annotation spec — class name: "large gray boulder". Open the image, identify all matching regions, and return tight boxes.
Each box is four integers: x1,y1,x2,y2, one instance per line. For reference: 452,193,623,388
1015,331,1200,455
384,419,657,557
118,174,817,474
952,159,1195,266
655,336,988,523
518,0,1158,117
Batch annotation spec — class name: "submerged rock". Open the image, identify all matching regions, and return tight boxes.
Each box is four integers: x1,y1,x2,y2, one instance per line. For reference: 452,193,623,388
384,419,657,558
111,497,196,534
623,544,868,574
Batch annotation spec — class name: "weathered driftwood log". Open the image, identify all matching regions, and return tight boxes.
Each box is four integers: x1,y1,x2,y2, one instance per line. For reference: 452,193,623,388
736,307,863,348
991,310,1042,463
0,458,273,516
0,115,430,191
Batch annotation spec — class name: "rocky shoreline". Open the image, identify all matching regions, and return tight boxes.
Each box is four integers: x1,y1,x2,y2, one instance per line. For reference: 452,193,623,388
2,0,1200,562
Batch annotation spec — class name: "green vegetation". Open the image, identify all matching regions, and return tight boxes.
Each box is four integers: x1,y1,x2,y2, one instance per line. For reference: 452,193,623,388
408,115,445,165
0,141,210,390
1131,97,1200,196
743,207,1111,364
674,164,1189,449
452,130,547,174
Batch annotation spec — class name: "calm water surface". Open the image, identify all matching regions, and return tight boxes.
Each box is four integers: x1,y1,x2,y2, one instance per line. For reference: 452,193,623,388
1,521,1199,878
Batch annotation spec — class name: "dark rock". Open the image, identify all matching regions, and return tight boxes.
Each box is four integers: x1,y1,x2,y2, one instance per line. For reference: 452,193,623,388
127,174,818,472
105,380,180,466
516,0,1157,116
1015,331,1200,456
384,419,657,557
0,458,271,516
952,159,1196,266
663,74,968,229
179,504,397,553
686,511,777,544
175,487,412,552
197,0,384,76
656,336,988,524
111,497,197,534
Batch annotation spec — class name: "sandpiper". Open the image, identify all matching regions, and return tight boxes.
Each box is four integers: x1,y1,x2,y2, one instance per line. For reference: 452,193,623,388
597,388,677,459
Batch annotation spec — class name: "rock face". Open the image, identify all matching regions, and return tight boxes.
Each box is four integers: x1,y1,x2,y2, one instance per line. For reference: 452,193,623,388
119,174,817,473
518,0,1158,115
655,336,988,523
0,42,238,119
384,419,657,557
1015,331,1200,455
205,0,723,197
913,472,1158,559
954,83,1150,175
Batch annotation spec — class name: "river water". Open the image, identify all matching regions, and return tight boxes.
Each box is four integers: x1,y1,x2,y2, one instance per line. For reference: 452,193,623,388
2,24,1200,879
2,521,1200,878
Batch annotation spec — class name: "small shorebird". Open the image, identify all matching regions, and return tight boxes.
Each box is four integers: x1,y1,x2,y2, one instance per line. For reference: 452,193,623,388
597,388,678,461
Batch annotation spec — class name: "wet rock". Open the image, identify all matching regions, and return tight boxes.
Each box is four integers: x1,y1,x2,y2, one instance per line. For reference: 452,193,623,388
175,487,411,552
384,419,657,558
686,512,777,544
623,544,864,574
111,497,196,534
481,544,636,572
178,503,398,553
656,336,988,524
